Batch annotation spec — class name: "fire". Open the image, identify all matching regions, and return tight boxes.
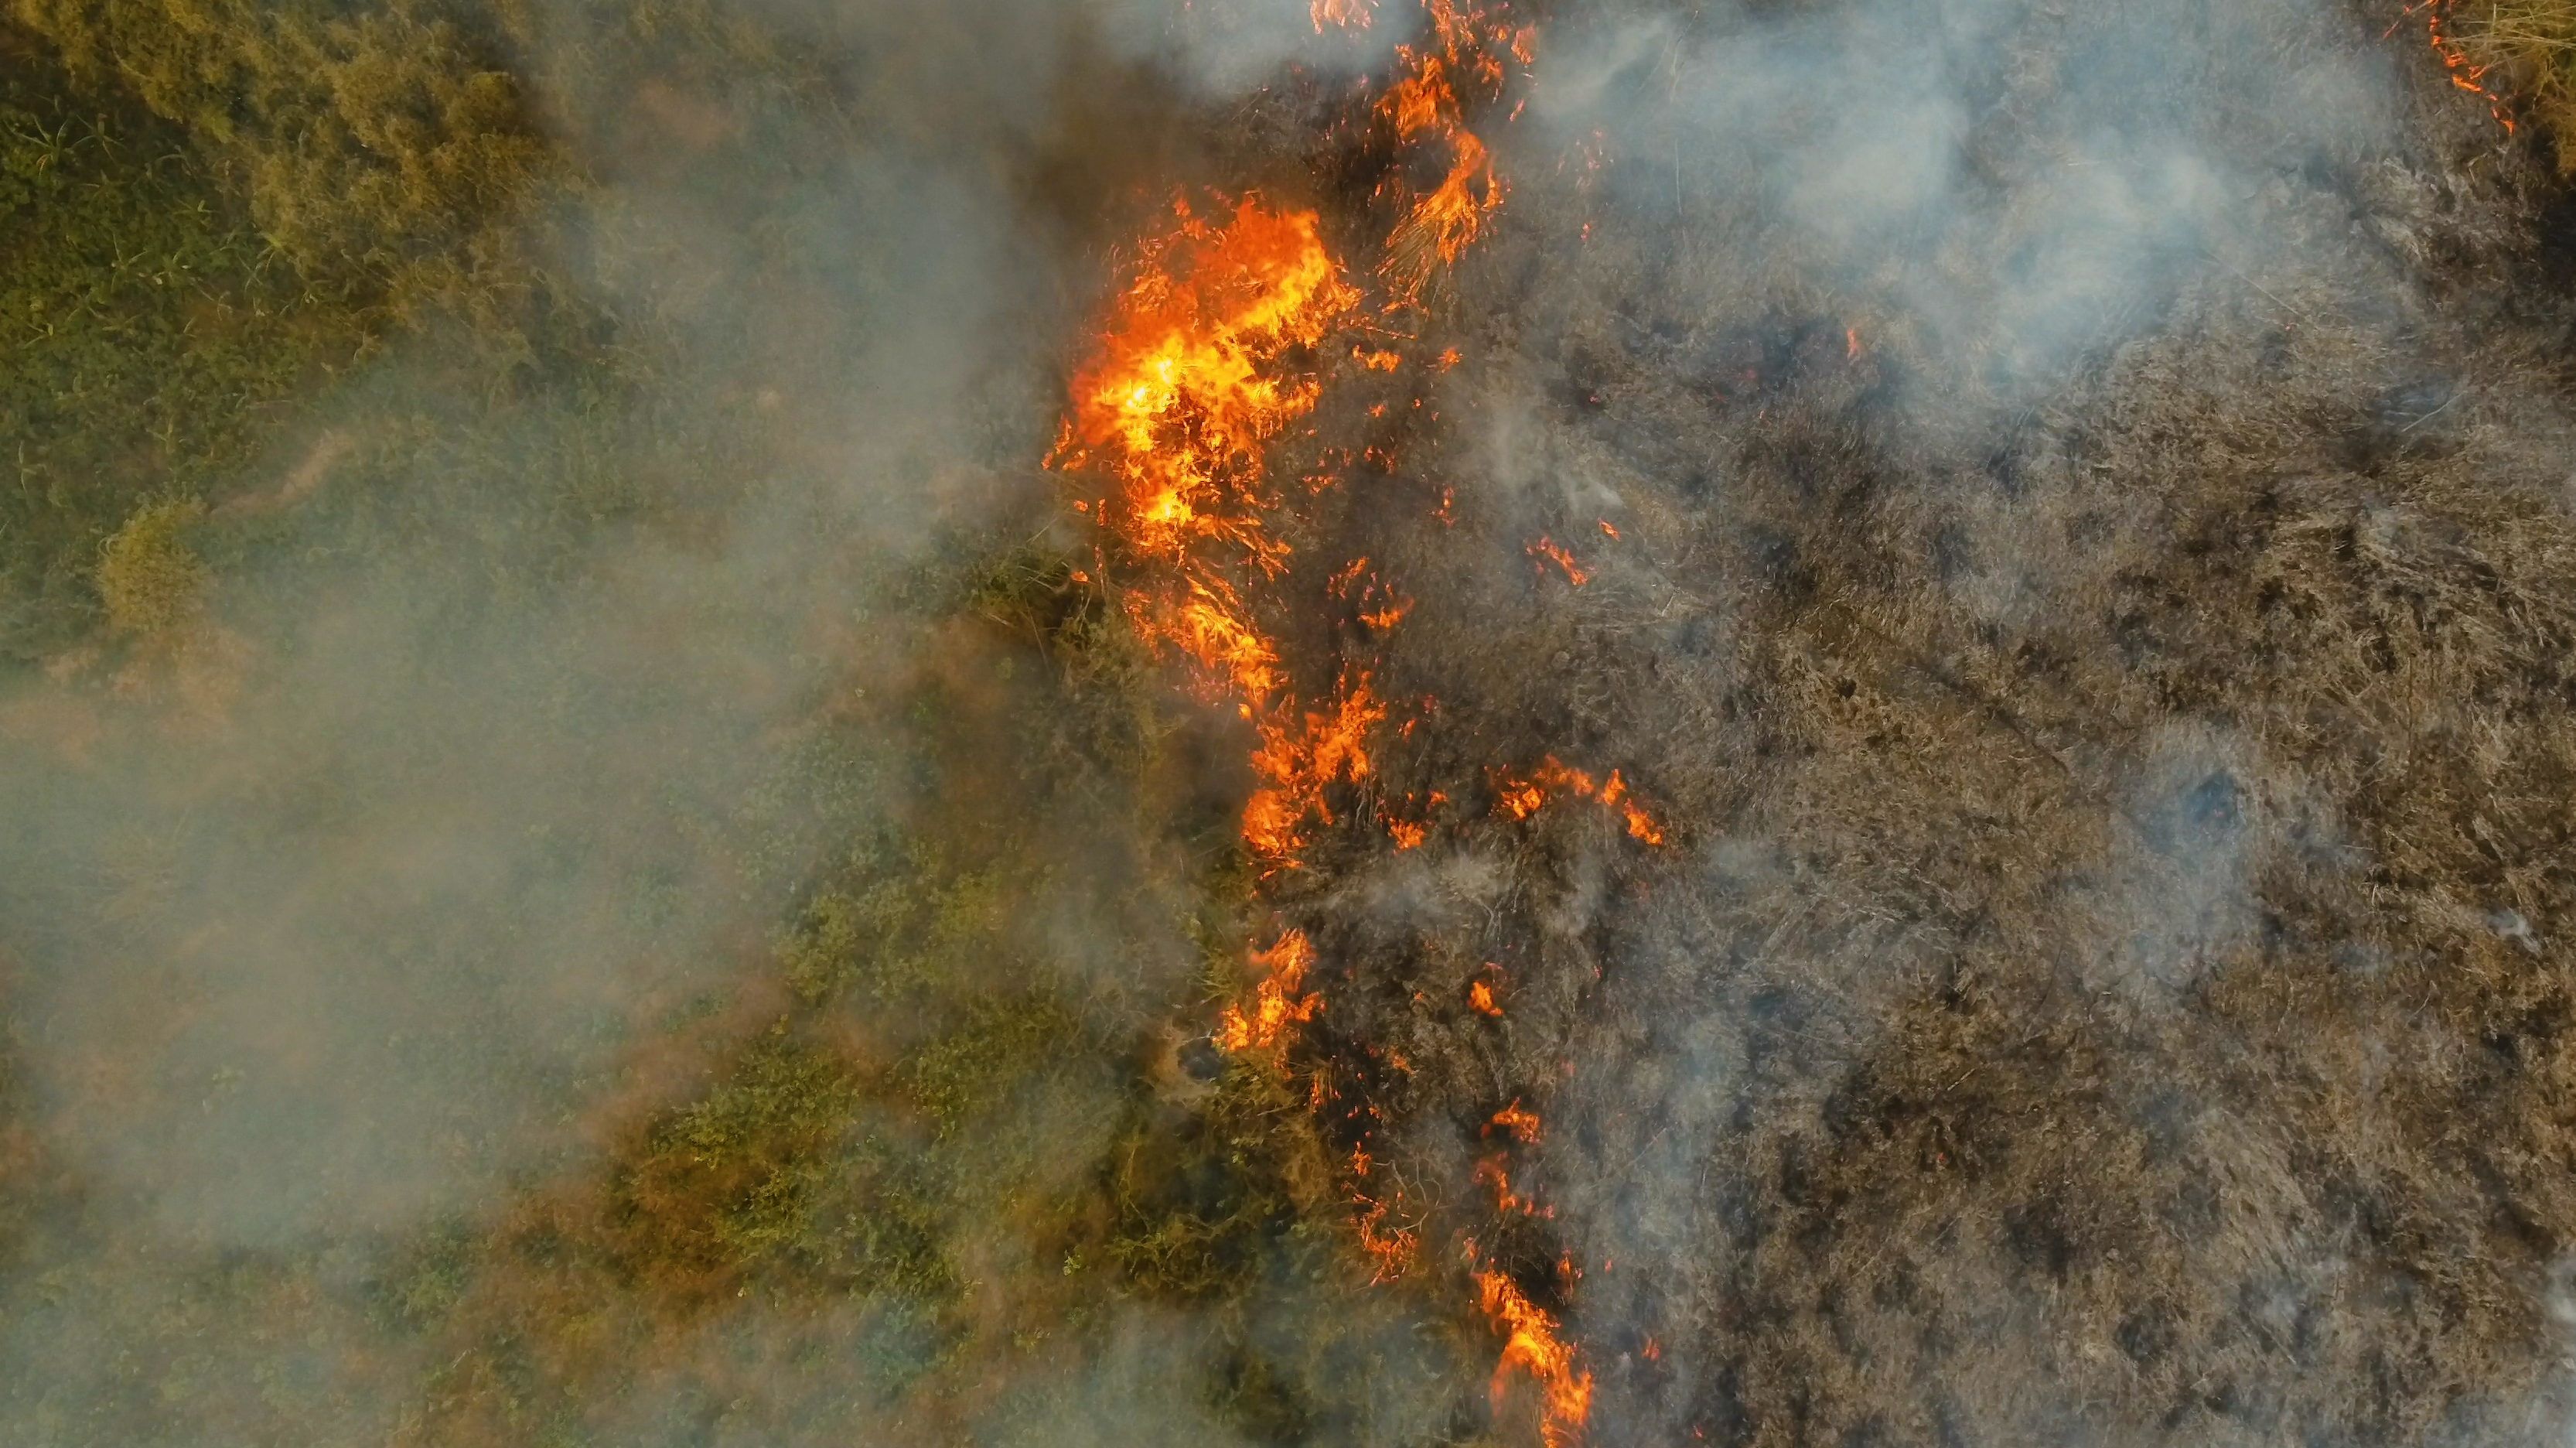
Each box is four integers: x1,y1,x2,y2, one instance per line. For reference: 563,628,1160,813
1356,1190,1420,1281
1244,674,1387,860
1476,1265,1596,1448
2396,0,2516,134
1527,535,1590,586
1052,195,1398,892
1313,0,1375,30
1492,755,1669,845
1374,3,1528,304
1054,198,1356,579
1216,928,1322,1051
1052,7,1602,1443
1488,1099,1542,1142
1473,1156,1550,1217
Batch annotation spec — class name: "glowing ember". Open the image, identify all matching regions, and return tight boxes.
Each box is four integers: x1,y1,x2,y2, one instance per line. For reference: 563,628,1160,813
1355,1190,1420,1281
1488,1099,1543,1143
1469,978,1505,1016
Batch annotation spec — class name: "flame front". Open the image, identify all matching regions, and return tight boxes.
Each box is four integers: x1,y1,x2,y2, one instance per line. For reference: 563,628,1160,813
1049,195,1384,878
1047,6,1624,1443
1055,198,1356,579
1476,1264,1597,1448
2397,0,2516,133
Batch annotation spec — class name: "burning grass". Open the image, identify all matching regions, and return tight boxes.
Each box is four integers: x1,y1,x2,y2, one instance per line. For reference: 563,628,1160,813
2455,0,2576,165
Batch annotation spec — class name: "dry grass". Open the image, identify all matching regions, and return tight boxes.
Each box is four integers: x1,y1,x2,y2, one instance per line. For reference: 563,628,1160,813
1250,4,2576,1440
2463,1,2576,169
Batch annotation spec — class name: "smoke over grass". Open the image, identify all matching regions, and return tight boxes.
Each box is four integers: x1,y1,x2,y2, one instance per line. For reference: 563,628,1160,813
3,0,2576,1444
1292,0,2576,1441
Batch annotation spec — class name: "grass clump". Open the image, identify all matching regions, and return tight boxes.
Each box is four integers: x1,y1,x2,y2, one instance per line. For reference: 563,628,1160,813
94,497,206,638
2460,2,2576,169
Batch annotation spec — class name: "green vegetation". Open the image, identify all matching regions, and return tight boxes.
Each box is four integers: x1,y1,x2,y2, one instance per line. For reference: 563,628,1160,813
0,9,1438,1443
0,52,352,657
9,0,548,311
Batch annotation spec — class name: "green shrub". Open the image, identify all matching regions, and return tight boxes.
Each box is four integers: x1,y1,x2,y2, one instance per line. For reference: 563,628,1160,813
94,497,207,637
616,1037,861,1279
901,996,1082,1137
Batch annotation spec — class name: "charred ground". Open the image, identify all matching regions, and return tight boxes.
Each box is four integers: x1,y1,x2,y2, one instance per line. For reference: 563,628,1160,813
1254,1,2576,1442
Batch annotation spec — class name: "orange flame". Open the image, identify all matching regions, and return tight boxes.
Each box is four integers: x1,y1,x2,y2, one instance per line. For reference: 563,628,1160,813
1244,674,1388,860
1216,929,1322,1051
1054,198,1356,579
1473,1156,1551,1217
1314,0,1376,31
1476,1265,1596,1448
2398,0,2516,134
1356,1191,1420,1281
1488,1099,1543,1143
1527,535,1590,586
1491,755,1668,845
1375,3,1530,304
1054,9,1596,1443
1469,978,1505,1016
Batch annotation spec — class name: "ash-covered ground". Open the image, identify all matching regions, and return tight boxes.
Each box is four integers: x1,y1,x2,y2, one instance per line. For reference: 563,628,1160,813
1246,0,2576,1442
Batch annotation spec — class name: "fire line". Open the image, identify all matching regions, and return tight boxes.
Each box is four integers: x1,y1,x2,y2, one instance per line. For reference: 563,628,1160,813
1045,5,1642,1443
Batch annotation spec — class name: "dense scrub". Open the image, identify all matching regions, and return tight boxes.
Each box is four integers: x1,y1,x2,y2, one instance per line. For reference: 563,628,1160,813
0,11,1466,1441
7,0,547,312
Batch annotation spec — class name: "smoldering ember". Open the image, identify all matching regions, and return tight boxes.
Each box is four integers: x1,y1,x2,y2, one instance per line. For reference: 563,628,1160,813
2,0,2574,1443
